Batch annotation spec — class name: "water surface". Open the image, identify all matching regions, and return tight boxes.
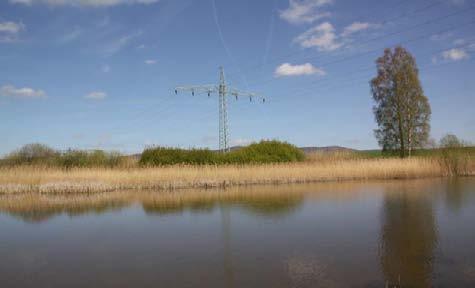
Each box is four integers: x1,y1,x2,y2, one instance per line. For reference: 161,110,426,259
1,178,475,287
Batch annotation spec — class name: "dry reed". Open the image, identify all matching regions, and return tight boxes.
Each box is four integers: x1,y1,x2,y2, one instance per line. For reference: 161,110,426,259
0,157,468,194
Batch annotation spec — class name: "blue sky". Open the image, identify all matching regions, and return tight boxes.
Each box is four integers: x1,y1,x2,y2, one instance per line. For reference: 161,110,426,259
0,0,474,155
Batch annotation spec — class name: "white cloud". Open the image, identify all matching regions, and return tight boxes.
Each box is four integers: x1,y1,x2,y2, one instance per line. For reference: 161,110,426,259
0,21,25,43
294,22,342,51
280,0,332,24
84,91,107,100
144,59,157,65
341,22,378,37
274,63,325,77
442,48,469,61
0,21,24,34
9,0,159,7
0,84,46,99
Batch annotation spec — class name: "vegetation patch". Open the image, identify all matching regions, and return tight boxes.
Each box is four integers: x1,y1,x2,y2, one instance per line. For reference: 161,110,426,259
2,143,123,168
139,140,305,166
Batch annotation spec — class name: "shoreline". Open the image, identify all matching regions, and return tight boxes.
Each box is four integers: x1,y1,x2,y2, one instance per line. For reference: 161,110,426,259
1,158,473,194
2,178,461,223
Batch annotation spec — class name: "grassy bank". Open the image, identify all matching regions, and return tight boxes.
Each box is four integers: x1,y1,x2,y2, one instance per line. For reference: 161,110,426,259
1,157,473,194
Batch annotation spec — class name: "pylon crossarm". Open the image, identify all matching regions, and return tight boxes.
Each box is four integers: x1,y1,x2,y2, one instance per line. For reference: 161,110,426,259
229,88,266,102
175,85,218,96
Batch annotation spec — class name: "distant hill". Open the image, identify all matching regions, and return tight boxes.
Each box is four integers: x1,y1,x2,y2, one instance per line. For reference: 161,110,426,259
228,145,358,154
299,146,358,154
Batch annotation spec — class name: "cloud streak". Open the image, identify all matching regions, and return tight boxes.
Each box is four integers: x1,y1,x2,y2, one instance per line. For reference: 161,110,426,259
0,21,25,43
102,30,143,55
442,48,469,61
294,21,380,52
280,0,332,25
0,84,46,99
144,59,157,65
84,91,107,100
58,27,82,43
294,22,342,51
341,22,378,37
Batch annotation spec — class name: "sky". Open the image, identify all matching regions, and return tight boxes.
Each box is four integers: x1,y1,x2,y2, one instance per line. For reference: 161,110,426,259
0,0,474,155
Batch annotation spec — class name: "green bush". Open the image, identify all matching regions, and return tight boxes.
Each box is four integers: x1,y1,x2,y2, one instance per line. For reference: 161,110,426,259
2,143,123,168
139,140,305,166
140,147,218,166
3,143,59,166
56,150,123,168
438,134,471,176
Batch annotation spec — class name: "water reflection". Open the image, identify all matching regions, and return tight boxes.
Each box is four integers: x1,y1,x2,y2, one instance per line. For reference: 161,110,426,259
0,179,474,287
444,178,474,212
0,181,388,223
0,194,129,223
1,183,356,222
380,182,438,287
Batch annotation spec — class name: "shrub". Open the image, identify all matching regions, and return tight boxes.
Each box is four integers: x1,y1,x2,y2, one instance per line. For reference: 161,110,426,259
4,143,58,165
140,140,305,166
222,140,305,164
438,134,471,176
1,144,123,168
140,147,217,166
56,150,123,168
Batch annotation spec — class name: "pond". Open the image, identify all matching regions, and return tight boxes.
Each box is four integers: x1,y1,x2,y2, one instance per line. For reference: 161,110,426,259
1,178,474,287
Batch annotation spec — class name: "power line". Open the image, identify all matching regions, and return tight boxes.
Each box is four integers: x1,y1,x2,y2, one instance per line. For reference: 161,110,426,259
272,41,475,102
248,15,475,89
226,0,451,83
268,37,475,101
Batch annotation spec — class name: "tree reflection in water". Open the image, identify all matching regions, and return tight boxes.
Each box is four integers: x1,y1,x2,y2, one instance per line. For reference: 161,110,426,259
380,184,437,287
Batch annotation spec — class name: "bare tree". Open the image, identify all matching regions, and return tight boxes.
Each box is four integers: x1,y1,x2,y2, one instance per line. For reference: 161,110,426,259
371,46,431,158
439,134,462,148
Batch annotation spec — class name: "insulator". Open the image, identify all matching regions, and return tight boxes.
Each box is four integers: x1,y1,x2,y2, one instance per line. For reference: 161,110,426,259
175,89,177,95
262,98,265,103
192,90,194,96
235,95,238,100
249,96,252,102
208,92,210,97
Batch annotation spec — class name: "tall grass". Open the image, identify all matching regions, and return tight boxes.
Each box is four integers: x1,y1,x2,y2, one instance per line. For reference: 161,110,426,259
438,147,473,176
1,157,466,194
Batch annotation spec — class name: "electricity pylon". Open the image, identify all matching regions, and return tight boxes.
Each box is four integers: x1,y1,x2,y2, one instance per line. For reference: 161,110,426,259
175,67,265,153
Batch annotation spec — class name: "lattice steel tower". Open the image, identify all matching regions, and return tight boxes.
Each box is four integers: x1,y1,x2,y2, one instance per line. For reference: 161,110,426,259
175,67,265,153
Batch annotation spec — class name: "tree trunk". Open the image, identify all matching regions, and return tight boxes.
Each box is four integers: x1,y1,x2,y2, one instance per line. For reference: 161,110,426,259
396,93,405,158
399,123,405,158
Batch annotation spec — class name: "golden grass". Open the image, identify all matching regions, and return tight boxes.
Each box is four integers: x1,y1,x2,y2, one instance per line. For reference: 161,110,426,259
1,157,470,194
